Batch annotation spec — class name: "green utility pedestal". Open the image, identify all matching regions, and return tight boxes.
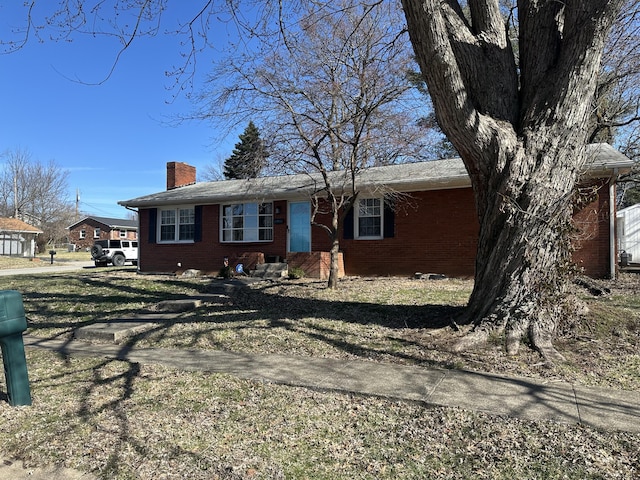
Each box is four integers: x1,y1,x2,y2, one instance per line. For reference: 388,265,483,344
0,291,31,406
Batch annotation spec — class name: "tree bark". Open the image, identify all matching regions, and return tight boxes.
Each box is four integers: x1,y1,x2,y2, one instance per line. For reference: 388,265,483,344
328,235,340,289
401,0,625,361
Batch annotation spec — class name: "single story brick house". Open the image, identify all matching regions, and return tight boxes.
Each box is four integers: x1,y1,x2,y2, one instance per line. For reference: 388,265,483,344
119,145,632,279
68,216,138,251
0,217,42,257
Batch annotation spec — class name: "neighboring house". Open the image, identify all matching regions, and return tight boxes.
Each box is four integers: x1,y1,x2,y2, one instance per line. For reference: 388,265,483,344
617,203,640,264
68,216,138,251
119,147,632,279
0,218,42,257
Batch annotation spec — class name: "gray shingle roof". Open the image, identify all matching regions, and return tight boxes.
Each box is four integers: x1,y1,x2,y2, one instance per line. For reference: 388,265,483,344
119,143,632,208
67,216,138,230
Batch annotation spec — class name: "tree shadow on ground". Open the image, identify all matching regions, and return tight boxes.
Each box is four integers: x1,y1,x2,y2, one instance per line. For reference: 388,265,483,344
113,277,469,370
15,273,470,477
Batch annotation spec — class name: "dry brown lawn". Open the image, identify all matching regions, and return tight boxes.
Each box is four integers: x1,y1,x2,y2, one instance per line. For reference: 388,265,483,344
0,269,637,479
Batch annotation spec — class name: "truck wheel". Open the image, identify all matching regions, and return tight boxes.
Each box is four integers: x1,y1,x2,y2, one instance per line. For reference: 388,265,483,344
112,253,126,266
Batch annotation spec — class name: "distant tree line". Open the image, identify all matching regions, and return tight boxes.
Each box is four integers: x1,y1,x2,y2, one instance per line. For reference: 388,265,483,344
0,148,76,251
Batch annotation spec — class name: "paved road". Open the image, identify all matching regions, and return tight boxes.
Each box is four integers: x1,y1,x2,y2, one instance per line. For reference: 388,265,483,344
0,261,96,276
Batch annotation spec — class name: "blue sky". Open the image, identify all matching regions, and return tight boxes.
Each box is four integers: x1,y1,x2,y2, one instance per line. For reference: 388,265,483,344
0,3,234,219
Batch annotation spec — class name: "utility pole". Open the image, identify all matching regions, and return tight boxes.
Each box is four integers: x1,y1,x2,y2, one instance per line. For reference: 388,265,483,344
13,174,18,218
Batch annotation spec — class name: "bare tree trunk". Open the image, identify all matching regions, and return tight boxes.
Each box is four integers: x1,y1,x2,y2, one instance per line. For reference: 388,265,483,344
457,137,583,361
402,0,624,361
328,236,340,289
327,204,341,289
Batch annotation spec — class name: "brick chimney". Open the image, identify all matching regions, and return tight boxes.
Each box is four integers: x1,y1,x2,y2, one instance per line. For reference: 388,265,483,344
167,162,196,190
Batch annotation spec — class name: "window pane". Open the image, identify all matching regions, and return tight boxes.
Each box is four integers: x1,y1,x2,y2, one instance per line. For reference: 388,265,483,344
161,210,175,224
259,229,273,241
259,203,273,214
244,229,258,241
359,217,381,237
259,216,273,228
179,208,195,224
244,215,258,229
179,224,195,240
160,225,174,241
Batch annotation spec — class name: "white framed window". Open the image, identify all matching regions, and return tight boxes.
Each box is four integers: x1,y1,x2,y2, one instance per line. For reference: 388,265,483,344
93,228,100,238
119,230,126,238
221,202,273,242
79,229,86,239
159,207,195,242
355,198,383,239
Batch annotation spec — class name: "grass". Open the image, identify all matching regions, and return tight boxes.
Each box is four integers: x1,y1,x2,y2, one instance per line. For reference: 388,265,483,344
1,351,638,480
0,268,638,478
13,270,639,390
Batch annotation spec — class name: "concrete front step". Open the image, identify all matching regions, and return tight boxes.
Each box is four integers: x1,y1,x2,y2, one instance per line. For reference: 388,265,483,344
252,262,288,279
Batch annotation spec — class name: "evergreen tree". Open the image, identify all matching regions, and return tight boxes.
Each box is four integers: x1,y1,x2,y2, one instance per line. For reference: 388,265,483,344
223,121,267,179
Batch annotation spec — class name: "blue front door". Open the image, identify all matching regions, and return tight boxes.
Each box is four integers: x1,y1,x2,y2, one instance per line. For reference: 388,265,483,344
289,201,311,252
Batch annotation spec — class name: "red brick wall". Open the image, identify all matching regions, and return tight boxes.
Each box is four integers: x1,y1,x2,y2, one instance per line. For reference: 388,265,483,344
139,201,288,274
167,162,197,190
288,252,345,280
336,189,479,277
68,220,137,251
571,180,612,278
136,186,613,278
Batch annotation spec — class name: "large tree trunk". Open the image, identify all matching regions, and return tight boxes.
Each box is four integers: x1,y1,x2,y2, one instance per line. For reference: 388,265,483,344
458,138,582,361
402,0,624,360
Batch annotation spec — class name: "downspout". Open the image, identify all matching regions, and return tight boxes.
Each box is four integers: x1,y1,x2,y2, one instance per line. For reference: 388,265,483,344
609,169,618,280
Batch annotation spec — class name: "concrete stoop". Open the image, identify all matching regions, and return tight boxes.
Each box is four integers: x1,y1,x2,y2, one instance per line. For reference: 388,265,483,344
251,262,288,279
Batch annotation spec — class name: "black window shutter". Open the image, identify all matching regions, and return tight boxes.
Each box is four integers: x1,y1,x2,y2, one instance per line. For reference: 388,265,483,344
194,205,203,242
343,205,354,240
383,199,395,238
148,208,157,244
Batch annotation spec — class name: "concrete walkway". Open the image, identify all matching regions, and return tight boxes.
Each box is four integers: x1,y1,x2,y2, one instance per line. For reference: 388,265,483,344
23,334,640,434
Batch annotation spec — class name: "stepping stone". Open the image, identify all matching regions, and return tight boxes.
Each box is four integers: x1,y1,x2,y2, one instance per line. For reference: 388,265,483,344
75,320,156,343
151,299,202,312
74,291,236,344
